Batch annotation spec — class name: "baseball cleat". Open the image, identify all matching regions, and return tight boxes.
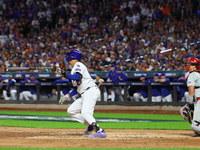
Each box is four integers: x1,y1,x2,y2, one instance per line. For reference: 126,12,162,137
84,130,92,135
88,130,106,138
84,125,94,135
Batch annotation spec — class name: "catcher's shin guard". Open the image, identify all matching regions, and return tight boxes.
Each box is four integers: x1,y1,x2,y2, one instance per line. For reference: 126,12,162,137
191,101,200,133
180,103,194,124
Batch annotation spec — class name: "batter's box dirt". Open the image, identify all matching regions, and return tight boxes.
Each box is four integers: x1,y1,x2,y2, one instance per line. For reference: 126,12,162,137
0,127,200,148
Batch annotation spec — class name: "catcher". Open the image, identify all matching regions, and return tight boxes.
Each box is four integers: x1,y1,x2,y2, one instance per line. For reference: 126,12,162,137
180,57,200,136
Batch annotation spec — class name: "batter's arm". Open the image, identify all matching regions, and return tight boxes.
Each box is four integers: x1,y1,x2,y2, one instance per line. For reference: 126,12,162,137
58,87,78,104
56,67,82,80
67,73,82,80
68,87,78,97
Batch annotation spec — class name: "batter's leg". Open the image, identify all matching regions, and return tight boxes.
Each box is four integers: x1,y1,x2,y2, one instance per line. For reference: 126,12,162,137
81,87,100,125
67,97,90,126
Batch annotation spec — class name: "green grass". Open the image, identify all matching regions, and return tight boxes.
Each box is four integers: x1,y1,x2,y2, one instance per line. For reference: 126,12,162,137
0,120,190,130
0,110,183,120
0,110,189,130
0,111,69,117
0,110,194,150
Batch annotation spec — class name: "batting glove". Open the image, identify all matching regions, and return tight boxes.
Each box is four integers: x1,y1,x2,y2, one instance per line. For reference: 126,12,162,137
59,94,70,104
55,68,67,77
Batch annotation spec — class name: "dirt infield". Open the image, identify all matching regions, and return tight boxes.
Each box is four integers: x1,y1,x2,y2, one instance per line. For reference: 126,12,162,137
0,127,200,148
0,107,199,148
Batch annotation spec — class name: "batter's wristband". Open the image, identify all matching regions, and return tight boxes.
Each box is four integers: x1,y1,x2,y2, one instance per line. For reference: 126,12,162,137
66,94,70,98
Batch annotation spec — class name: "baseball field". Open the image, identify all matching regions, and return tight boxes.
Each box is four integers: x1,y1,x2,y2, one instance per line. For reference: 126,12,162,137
0,105,200,150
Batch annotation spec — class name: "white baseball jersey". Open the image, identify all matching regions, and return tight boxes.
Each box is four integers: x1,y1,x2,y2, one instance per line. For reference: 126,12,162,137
187,71,200,98
71,62,96,94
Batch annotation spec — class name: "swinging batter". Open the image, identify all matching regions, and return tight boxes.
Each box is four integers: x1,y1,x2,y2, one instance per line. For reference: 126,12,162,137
56,49,106,138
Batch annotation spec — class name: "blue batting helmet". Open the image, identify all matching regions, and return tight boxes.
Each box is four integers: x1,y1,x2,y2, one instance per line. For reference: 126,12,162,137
66,49,82,62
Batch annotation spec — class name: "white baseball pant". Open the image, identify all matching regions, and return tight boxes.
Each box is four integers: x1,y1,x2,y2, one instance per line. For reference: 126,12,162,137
67,87,100,126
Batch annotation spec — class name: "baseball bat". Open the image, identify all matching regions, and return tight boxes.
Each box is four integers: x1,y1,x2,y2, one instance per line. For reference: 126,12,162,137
5,67,54,72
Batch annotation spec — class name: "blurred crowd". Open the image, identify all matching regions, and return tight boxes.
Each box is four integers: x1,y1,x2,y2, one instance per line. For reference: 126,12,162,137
0,0,200,73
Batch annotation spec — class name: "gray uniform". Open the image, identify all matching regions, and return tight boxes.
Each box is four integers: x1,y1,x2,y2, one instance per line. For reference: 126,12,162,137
187,72,200,97
187,71,200,133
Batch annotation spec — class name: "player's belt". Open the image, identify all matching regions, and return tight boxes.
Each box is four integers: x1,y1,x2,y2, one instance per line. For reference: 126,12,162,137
195,86,200,89
196,98,200,101
81,86,97,95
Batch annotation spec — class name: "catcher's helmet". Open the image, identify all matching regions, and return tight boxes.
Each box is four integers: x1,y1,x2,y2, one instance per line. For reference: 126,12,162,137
66,49,82,62
184,57,200,70
190,58,200,69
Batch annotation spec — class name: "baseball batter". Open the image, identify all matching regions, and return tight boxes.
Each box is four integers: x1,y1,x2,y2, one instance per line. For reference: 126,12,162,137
56,49,106,138
181,58,200,136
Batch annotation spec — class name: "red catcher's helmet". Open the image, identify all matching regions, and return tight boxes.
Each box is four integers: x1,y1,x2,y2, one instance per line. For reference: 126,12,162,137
189,58,200,69
184,58,200,70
